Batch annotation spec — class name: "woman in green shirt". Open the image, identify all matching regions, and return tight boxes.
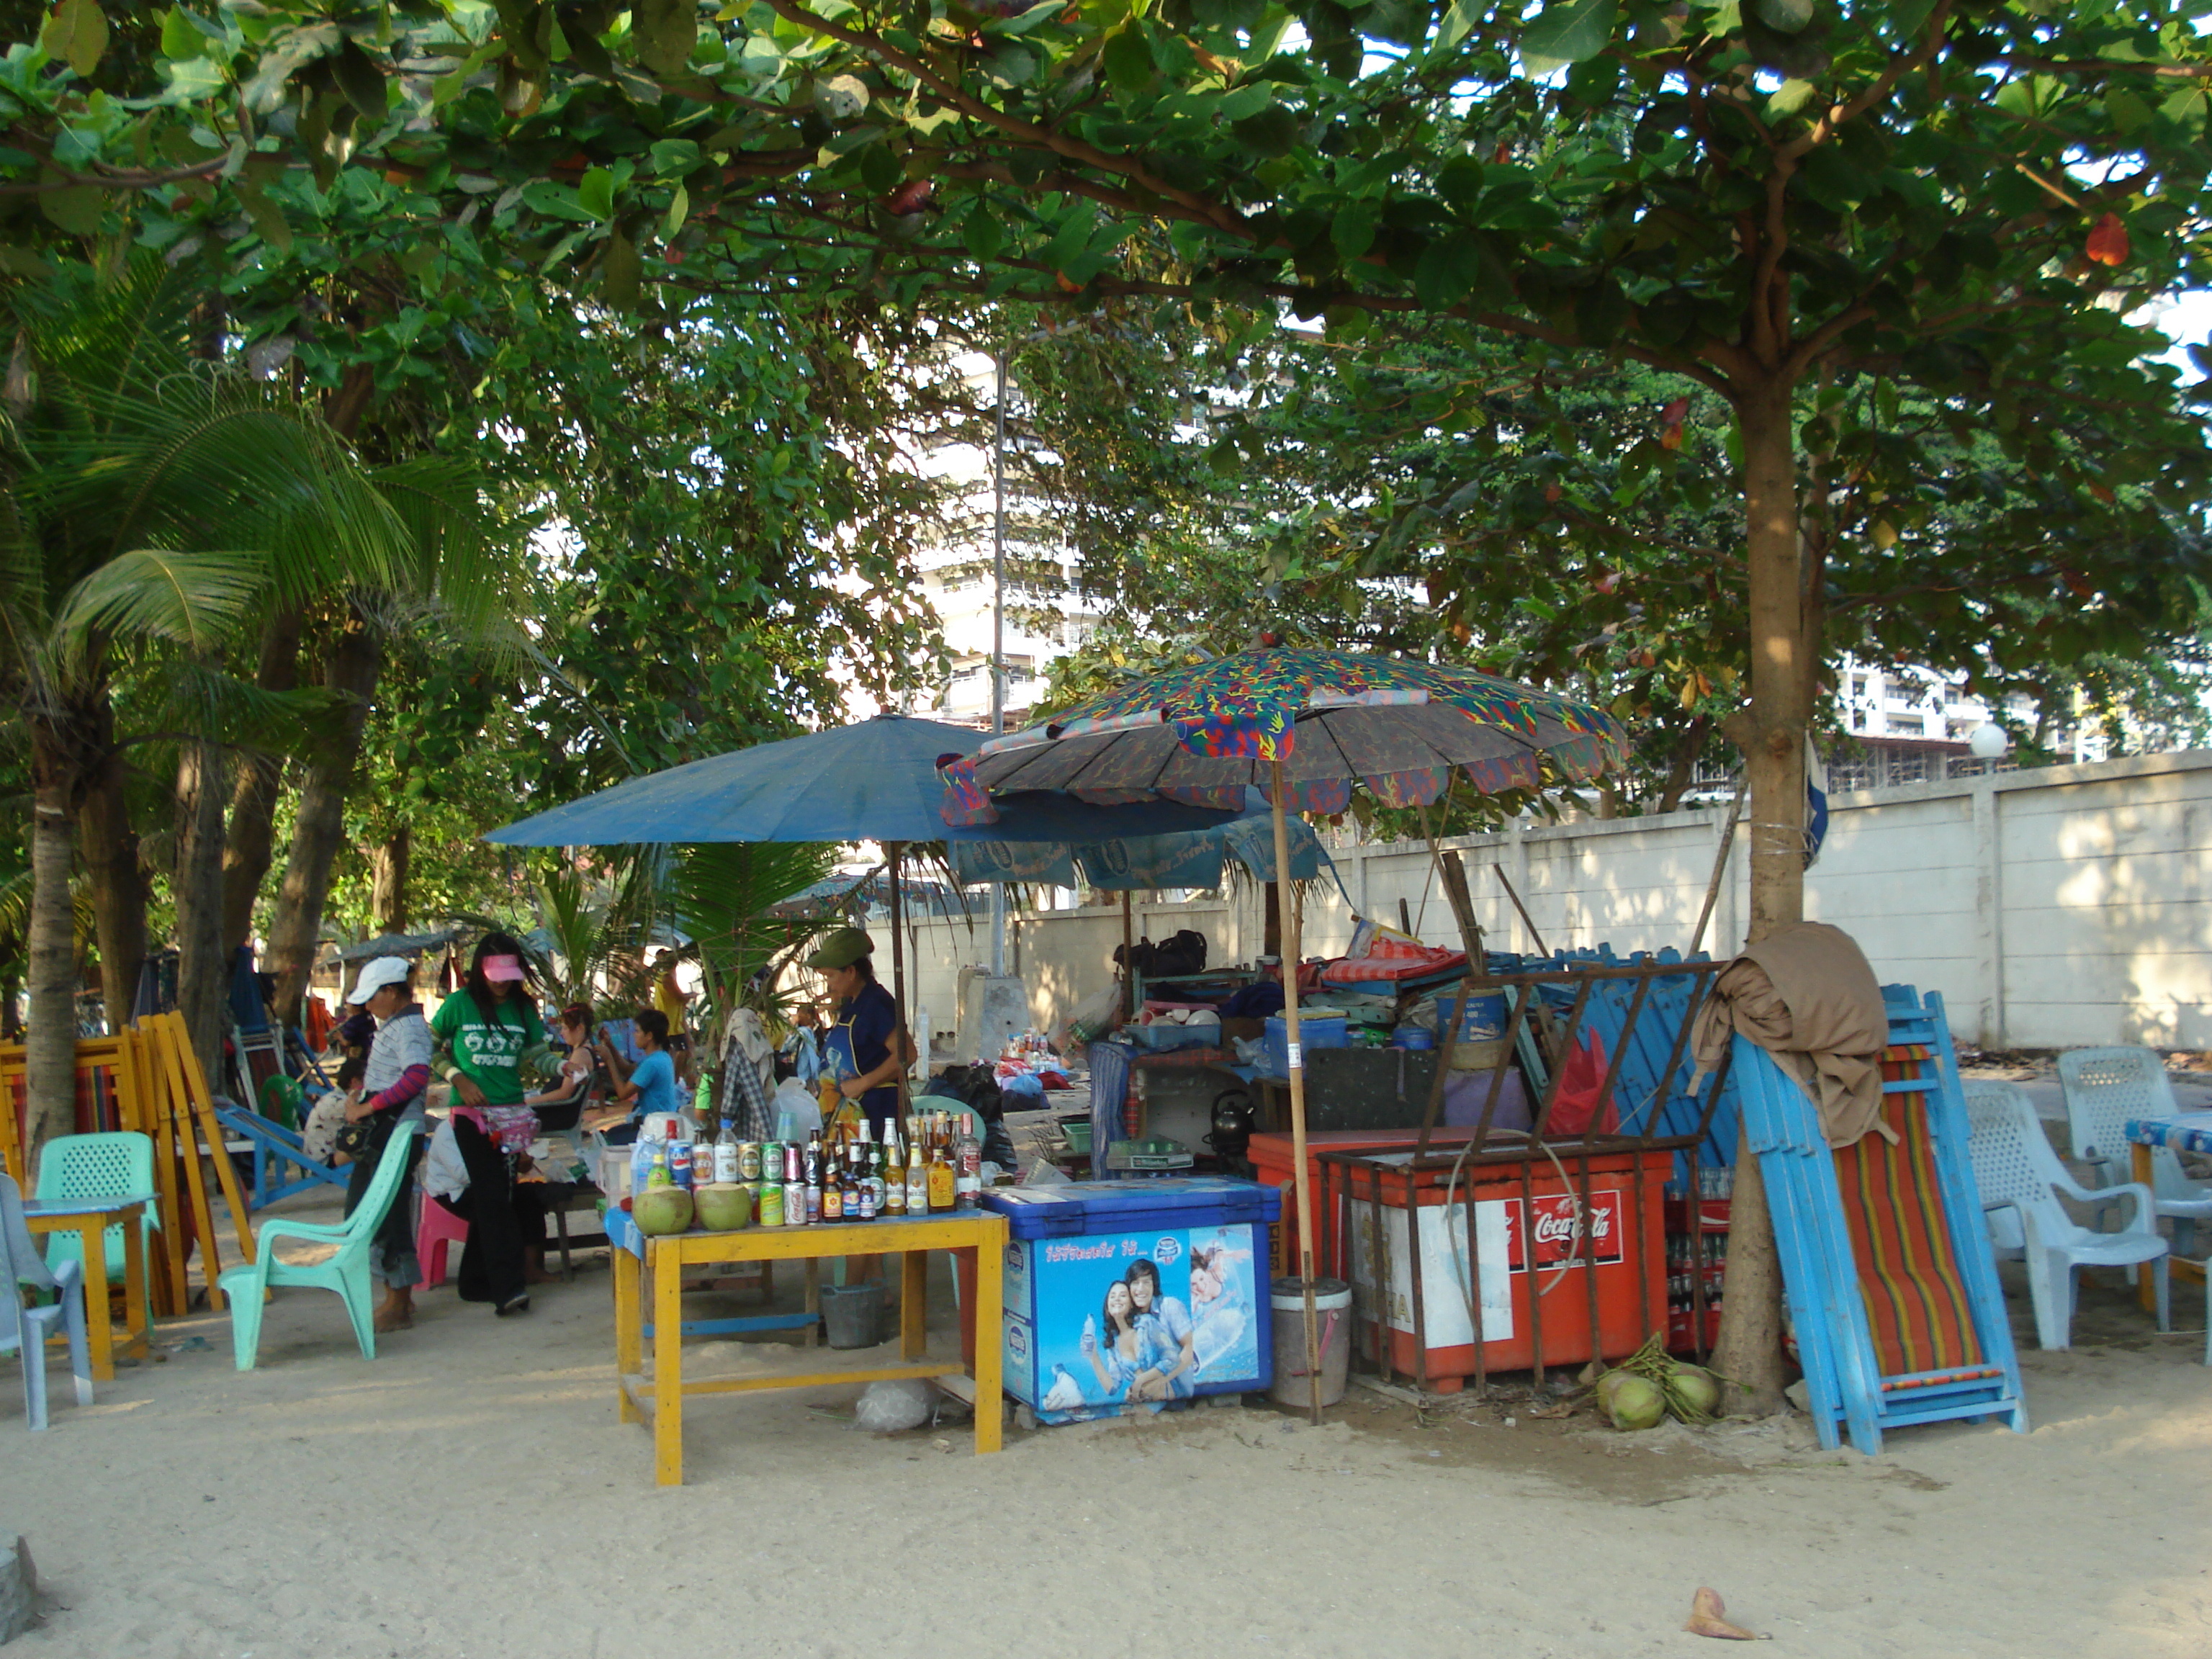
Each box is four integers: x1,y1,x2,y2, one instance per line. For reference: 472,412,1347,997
432,932,554,1107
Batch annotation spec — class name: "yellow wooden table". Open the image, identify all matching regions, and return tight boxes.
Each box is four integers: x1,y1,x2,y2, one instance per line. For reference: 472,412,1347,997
609,1207,1008,1485
26,1196,153,1381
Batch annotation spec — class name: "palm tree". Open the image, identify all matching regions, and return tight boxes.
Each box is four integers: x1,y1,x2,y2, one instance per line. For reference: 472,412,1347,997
0,261,412,1154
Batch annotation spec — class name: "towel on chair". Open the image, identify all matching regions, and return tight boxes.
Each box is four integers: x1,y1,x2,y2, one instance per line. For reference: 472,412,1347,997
1692,921,1891,1148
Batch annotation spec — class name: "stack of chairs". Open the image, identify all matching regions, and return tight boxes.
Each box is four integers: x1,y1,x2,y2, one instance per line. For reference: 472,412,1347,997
1735,984,2026,1454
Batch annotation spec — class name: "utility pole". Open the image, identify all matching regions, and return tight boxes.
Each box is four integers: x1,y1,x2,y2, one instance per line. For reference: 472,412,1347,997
989,344,1008,978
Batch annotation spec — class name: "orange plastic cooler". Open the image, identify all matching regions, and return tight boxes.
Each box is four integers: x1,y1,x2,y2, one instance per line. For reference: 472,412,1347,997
1259,1135,1669,1387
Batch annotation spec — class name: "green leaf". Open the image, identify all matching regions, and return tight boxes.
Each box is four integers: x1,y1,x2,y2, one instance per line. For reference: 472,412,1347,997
1519,0,1617,73
1433,0,1481,52
577,166,616,221
1103,26,1157,100
1414,231,1487,308
37,184,104,235
963,202,1004,260
990,0,1067,35
1230,104,1299,156
649,138,702,178
858,142,901,194
1753,0,1814,33
42,0,109,77
519,181,600,222
1766,77,1817,118
158,8,199,62
662,181,689,238
633,0,700,76
234,179,293,251
333,40,387,121
602,226,642,309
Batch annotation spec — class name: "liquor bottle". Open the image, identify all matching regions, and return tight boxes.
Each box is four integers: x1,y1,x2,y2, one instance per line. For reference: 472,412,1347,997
854,1143,878,1221
881,1118,907,1218
822,1152,845,1221
804,1130,822,1193
927,1113,956,1213
954,1112,981,1211
905,1118,930,1216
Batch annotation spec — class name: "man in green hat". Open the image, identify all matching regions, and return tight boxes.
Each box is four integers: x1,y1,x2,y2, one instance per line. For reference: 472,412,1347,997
809,927,911,1136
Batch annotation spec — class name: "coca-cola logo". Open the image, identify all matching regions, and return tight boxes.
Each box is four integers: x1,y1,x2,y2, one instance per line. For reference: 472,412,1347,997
1508,1190,1625,1272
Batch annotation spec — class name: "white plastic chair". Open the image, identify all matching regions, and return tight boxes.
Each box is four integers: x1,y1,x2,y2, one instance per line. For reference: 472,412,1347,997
2056,1046,2212,1252
1964,1081,2170,1349
0,1174,94,1430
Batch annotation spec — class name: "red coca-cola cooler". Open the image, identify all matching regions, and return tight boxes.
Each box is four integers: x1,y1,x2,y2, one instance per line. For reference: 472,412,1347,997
1249,1128,1488,1280
1311,1146,1670,1389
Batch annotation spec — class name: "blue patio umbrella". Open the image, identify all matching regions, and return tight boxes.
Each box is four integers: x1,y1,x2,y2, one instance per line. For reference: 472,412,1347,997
484,713,1237,1028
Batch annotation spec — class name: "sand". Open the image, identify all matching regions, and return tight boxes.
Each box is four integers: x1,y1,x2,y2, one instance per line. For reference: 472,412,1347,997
2,1212,2207,1659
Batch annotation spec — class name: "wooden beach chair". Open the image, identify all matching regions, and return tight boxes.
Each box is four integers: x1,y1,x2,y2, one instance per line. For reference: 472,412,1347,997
1736,985,2026,1455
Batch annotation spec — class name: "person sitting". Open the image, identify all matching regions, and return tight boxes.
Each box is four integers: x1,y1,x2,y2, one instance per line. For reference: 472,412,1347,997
300,1056,364,1168
585,1007,679,1142
341,956,436,1334
526,1002,612,1110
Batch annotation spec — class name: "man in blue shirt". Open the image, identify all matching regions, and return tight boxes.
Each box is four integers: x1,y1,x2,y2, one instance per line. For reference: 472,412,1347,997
608,1007,680,1128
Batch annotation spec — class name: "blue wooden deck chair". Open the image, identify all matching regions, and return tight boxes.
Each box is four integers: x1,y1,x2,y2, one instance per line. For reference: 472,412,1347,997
1735,984,2026,1455
214,1102,348,1209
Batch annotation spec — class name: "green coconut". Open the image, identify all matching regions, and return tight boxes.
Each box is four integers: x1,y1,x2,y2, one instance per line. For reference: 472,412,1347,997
1665,1362,1723,1423
693,1182,752,1232
632,1185,695,1236
1596,1367,1666,1431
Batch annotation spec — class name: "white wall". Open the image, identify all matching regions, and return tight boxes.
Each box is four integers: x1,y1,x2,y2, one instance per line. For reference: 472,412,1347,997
888,750,2212,1054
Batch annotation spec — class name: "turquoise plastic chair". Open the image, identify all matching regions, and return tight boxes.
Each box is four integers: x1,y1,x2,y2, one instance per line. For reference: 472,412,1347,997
36,1132,157,1285
220,1121,419,1371
0,1174,93,1429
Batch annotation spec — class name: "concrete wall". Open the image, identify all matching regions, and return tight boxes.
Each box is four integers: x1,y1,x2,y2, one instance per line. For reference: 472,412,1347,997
886,750,2212,1054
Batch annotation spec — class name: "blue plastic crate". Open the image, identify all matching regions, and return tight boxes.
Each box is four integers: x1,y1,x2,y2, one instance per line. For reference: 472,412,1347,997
1262,1012,1348,1077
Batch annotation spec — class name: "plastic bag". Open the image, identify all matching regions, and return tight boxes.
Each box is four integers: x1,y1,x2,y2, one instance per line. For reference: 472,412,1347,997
1054,983,1125,1051
855,1379,935,1434
1547,1031,1619,1138
772,1076,822,1142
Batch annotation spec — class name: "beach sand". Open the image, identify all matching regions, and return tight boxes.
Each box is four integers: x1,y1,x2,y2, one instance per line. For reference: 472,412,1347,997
2,1209,2206,1659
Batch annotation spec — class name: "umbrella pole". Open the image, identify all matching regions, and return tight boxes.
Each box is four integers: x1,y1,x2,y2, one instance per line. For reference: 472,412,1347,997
1121,891,1136,1018
1270,758,1325,1426
887,841,912,1115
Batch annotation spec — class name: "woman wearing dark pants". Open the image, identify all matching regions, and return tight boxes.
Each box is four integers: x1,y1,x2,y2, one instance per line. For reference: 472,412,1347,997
423,1112,552,1314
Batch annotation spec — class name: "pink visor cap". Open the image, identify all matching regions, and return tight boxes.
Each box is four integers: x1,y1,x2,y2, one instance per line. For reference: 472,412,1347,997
482,953,527,983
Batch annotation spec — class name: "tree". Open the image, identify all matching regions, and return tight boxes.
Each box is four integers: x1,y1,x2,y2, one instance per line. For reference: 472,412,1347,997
0,261,410,1149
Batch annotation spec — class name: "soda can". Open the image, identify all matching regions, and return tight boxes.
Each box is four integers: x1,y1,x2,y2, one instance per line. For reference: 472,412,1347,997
784,1143,803,1184
738,1141,763,1182
757,1182,785,1228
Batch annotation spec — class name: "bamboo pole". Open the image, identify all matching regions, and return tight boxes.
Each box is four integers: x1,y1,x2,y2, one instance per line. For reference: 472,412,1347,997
1270,758,1324,1426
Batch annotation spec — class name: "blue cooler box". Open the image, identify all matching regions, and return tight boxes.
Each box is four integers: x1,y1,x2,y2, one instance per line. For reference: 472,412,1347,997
982,1178,1281,1424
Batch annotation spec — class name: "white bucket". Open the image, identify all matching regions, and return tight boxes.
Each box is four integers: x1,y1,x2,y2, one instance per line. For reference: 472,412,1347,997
1269,1276,1353,1409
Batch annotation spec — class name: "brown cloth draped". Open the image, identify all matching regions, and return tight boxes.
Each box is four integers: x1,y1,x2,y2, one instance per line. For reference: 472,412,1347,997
1691,921,1893,1148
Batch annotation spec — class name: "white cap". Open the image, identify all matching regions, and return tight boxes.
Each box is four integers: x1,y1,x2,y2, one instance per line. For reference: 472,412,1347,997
346,955,413,1005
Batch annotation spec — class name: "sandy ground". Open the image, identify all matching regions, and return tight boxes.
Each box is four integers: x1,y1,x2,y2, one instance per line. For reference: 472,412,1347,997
2,1178,2208,1659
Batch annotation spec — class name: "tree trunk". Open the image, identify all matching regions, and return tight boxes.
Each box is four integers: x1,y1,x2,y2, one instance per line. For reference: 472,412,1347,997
172,735,231,1102
1709,374,1811,1416
1654,714,1714,814
264,619,381,1027
219,604,305,952
370,824,410,933
77,726,147,1036
24,742,81,1163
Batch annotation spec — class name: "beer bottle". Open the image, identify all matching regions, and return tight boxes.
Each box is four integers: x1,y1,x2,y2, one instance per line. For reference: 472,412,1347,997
881,1118,907,1217
927,1112,956,1213
905,1117,931,1216
854,1143,878,1221
842,1144,864,1220
822,1146,845,1220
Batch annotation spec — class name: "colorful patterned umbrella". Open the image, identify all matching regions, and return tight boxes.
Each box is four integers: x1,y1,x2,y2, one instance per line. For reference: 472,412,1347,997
940,647,1629,822
938,647,1633,1426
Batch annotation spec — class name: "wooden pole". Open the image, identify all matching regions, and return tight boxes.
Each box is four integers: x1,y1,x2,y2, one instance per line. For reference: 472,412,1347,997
1492,865,1550,959
1689,777,1749,957
1270,758,1324,1426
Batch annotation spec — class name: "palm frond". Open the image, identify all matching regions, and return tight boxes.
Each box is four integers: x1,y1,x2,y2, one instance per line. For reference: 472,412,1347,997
663,841,840,1032
49,549,260,664
368,456,529,642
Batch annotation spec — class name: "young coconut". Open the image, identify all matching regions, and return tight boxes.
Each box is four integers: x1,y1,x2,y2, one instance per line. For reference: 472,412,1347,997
1665,1362,1724,1424
1596,1367,1667,1431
